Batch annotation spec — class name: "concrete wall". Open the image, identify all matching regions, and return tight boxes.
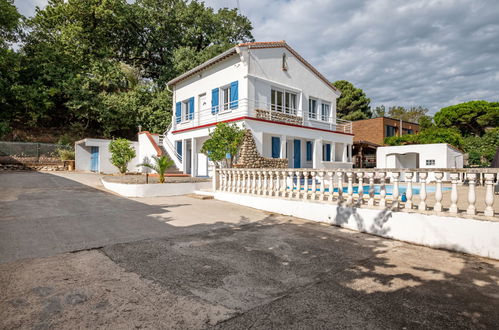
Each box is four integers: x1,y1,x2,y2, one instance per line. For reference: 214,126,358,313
102,179,212,198
214,192,499,260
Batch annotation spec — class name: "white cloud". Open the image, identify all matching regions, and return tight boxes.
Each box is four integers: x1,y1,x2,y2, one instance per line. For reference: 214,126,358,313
15,0,499,113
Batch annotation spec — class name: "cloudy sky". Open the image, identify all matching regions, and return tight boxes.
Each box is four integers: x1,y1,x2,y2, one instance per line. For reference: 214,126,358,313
14,0,499,114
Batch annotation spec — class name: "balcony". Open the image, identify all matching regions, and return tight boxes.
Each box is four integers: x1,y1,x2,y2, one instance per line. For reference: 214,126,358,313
171,98,352,134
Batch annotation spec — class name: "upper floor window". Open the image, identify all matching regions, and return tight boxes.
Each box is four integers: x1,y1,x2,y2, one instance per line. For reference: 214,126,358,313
321,103,330,122
385,125,397,137
271,89,297,115
308,98,317,120
220,85,230,111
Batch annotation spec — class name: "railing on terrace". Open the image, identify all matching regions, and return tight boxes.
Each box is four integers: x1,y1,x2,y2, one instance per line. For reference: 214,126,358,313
215,168,498,219
172,98,352,134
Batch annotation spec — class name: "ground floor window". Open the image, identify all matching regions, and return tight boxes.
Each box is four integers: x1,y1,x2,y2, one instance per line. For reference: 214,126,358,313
322,143,331,161
306,141,312,161
271,137,281,158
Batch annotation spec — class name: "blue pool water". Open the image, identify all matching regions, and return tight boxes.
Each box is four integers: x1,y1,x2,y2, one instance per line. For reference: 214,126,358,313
288,182,450,195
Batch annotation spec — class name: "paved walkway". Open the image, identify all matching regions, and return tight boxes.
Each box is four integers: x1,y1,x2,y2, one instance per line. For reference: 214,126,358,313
0,171,498,329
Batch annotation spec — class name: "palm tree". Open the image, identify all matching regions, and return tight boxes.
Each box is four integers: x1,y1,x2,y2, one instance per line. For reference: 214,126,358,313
138,155,174,183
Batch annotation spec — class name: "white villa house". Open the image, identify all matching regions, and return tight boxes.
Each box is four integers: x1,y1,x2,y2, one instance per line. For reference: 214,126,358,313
158,41,354,177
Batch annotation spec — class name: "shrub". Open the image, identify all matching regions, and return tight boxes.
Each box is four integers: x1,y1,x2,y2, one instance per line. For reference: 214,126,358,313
138,155,174,183
109,138,136,174
200,123,244,168
57,148,75,160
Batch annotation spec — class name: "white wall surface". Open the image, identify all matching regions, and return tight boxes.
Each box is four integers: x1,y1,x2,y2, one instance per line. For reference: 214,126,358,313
214,192,499,260
102,179,212,197
76,138,140,174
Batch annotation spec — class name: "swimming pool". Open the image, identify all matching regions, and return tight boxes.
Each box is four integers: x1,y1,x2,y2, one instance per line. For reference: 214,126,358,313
288,183,450,195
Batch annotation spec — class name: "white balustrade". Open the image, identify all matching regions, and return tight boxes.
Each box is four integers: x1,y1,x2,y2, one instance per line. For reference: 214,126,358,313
419,172,428,211
367,172,375,206
467,173,476,215
484,173,495,217
346,171,354,205
337,171,344,203
434,172,444,212
356,172,364,205
378,172,386,208
327,171,334,202
404,172,414,210
214,168,497,219
319,172,326,201
303,171,309,201
449,172,459,213
295,171,301,199
391,172,400,210
311,172,317,200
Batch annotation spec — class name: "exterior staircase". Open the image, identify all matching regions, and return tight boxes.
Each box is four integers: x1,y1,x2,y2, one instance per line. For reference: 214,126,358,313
157,123,185,176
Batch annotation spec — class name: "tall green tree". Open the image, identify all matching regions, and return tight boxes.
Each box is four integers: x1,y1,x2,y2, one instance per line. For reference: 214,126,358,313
331,80,371,120
434,101,499,137
5,0,253,141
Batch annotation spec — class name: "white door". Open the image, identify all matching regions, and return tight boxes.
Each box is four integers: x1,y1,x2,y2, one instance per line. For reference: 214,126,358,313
198,94,207,123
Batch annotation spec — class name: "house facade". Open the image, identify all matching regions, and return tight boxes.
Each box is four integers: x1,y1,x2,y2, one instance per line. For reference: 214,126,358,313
161,41,354,177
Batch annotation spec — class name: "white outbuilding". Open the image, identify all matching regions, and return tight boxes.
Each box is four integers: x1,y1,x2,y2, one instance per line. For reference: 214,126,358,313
376,143,464,181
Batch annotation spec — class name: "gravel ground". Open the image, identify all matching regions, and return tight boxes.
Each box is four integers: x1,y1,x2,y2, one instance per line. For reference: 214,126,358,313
102,174,210,184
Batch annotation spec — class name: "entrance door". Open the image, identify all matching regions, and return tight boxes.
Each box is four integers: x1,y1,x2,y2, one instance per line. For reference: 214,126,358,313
90,146,99,172
293,139,301,168
185,140,192,175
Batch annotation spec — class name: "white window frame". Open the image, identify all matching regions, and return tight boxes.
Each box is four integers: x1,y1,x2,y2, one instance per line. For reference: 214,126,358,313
220,85,230,112
308,98,317,120
182,99,191,122
271,87,298,115
321,102,330,122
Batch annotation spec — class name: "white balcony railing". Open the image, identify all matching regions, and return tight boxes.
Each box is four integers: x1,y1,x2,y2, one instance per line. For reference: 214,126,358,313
171,98,352,134
214,168,498,219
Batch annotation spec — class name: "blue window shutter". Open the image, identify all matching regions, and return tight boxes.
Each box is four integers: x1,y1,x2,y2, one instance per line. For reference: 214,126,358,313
211,88,219,114
326,144,331,161
189,97,195,120
306,141,312,161
230,81,238,109
175,102,181,123
271,137,280,158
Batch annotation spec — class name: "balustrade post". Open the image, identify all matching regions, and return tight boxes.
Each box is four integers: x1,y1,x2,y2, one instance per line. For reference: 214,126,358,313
346,171,354,205
327,171,334,202
286,171,293,198
378,172,387,208
257,171,263,195
484,173,495,217
218,169,223,191
367,172,375,206
273,171,279,197
295,171,301,199
356,172,364,205
303,171,309,200
337,171,344,203
391,172,400,210
418,172,428,211
449,172,459,213
311,171,317,200
241,170,246,193
434,172,444,212
231,170,236,192
319,172,326,201
466,173,477,215
262,170,269,196
282,171,289,197
236,170,242,193
404,172,414,210
251,171,257,194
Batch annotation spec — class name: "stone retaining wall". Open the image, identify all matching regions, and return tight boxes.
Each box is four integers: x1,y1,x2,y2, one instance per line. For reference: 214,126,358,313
235,129,288,169
0,164,67,171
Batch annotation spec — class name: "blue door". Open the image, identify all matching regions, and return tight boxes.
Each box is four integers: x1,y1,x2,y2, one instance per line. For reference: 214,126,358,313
293,139,301,168
90,146,99,172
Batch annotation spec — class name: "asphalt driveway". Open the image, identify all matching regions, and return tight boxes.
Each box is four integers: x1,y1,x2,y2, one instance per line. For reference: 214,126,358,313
1,171,498,329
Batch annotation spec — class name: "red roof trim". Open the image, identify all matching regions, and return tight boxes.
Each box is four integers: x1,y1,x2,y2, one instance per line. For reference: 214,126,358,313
172,116,354,136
